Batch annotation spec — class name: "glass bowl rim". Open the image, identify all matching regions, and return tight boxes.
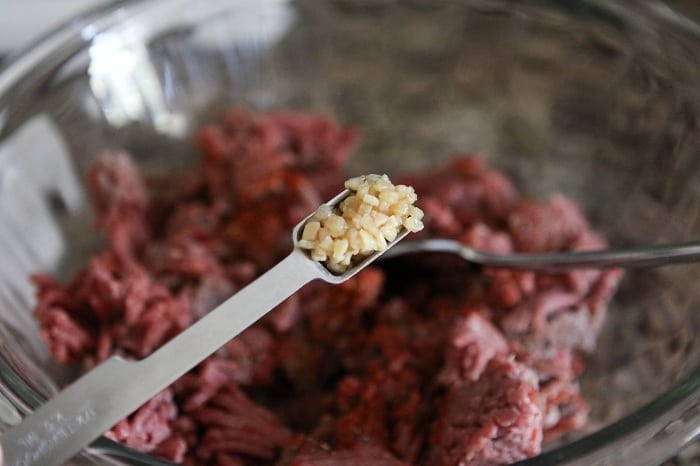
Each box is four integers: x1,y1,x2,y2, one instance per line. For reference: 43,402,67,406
1,0,700,464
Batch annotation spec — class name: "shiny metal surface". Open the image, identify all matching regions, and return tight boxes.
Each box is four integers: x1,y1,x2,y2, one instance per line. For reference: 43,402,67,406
386,238,700,270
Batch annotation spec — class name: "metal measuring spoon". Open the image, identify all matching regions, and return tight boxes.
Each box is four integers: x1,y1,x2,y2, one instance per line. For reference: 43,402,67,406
1,187,415,466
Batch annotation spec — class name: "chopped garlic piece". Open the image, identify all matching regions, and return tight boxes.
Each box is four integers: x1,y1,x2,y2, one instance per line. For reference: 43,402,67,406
298,174,424,273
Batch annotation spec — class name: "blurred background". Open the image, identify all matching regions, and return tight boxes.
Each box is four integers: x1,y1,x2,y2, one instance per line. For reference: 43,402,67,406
1,0,700,64
0,0,108,64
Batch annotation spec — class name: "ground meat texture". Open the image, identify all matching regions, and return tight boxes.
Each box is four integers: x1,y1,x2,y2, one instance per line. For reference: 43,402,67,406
428,357,543,466
437,311,510,385
106,389,178,455
86,151,150,259
32,109,622,466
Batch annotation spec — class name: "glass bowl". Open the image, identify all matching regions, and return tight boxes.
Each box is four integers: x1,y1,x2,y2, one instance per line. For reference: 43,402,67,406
2,0,700,464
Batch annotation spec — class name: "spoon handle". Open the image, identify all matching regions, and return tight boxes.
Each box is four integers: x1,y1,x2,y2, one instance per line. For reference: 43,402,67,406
1,250,318,466
387,238,700,270
465,240,700,269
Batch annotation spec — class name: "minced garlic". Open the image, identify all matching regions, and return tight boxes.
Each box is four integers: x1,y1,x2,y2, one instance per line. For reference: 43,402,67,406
298,174,424,273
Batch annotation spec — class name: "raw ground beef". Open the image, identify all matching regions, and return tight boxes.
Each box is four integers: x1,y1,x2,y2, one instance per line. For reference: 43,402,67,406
32,108,622,466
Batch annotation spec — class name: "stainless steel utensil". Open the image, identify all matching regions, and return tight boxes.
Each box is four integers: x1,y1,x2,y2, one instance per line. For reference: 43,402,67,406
384,237,700,269
0,188,412,466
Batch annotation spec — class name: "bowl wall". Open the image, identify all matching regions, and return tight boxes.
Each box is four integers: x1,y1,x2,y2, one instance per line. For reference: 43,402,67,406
2,0,700,464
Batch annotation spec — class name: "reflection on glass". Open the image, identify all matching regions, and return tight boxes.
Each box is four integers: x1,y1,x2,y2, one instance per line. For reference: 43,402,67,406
87,0,294,134
88,30,187,135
